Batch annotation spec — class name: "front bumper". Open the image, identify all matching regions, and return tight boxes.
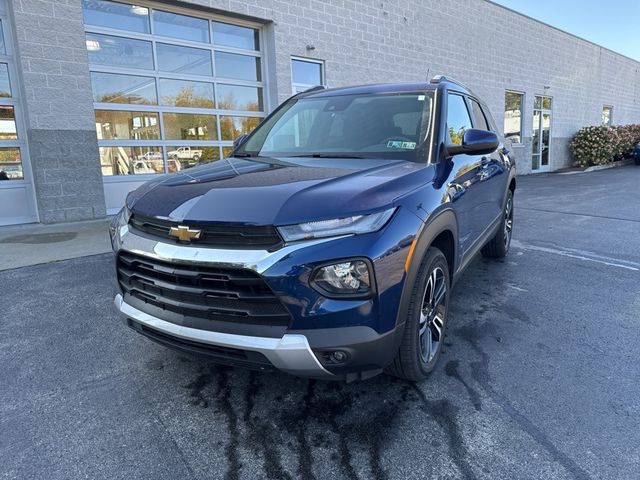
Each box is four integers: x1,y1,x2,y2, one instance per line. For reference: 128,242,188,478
112,208,421,379
115,294,333,378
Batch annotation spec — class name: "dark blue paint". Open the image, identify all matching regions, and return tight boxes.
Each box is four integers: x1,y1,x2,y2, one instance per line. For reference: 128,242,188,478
126,79,516,340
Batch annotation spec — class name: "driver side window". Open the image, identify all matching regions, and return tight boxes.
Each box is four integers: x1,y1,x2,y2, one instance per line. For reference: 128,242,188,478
447,94,472,145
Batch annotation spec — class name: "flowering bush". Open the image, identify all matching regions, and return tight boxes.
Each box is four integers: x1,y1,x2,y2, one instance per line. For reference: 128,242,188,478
571,124,640,167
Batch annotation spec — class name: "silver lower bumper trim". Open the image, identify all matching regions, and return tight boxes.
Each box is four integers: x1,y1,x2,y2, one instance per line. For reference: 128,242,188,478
114,294,333,378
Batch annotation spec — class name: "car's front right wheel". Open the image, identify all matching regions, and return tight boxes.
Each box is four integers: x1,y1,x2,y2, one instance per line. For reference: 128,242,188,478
387,247,450,381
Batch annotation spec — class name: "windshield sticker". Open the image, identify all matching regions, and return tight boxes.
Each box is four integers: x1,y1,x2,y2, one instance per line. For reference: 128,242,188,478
386,140,417,149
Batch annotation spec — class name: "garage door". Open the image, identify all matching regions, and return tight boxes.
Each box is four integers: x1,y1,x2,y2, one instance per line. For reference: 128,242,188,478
0,0,38,225
82,0,267,214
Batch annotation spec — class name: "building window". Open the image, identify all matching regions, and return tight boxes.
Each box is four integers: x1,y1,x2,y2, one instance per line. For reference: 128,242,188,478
504,91,523,144
291,57,324,94
82,0,266,177
602,106,612,126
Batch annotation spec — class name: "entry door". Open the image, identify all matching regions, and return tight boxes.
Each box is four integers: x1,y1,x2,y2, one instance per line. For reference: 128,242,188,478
532,96,552,172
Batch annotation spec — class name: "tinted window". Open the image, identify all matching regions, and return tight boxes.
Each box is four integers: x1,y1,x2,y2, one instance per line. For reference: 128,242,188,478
470,99,490,131
447,94,472,145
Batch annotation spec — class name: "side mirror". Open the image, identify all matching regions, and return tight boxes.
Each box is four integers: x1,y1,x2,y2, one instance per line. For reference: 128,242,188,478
233,134,248,149
447,128,499,157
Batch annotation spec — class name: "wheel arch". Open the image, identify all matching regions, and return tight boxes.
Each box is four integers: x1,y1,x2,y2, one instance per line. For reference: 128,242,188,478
393,208,458,331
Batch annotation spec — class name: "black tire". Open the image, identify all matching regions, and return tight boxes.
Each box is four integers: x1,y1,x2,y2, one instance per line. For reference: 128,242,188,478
386,247,450,381
481,189,514,258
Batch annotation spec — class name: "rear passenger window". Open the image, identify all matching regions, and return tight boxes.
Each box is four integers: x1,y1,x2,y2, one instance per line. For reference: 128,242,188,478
470,99,490,131
447,94,472,145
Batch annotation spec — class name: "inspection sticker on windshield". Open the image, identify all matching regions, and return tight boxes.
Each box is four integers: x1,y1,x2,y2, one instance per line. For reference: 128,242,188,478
386,140,417,149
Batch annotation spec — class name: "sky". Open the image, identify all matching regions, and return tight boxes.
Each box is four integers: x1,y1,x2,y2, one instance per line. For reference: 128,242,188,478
490,0,640,61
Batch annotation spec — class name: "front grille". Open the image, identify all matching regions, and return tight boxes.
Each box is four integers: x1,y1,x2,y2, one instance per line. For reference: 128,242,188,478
129,214,284,250
117,252,291,326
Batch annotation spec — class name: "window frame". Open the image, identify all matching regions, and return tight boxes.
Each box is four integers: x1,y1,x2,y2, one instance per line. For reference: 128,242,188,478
445,92,473,147
467,97,491,132
83,0,269,182
290,56,325,94
504,90,524,146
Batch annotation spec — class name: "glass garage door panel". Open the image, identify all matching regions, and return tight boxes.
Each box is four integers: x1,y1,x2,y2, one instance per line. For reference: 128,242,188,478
0,2,38,225
83,0,267,214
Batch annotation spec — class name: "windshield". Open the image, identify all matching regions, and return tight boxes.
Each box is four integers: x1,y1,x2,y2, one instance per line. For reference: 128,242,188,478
239,91,434,161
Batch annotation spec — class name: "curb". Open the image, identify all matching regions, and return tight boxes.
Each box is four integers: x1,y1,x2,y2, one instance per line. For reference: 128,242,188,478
583,159,634,173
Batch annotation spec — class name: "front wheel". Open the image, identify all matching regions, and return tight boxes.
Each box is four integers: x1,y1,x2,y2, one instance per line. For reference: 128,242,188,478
387,247,450,381
481,189,514,258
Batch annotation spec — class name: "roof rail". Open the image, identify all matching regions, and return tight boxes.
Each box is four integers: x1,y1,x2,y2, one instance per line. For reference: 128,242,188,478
429,75,466,88
300,85,326,94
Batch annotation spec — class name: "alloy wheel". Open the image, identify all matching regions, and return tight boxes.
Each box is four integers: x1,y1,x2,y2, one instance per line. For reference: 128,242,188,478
419,266,447,364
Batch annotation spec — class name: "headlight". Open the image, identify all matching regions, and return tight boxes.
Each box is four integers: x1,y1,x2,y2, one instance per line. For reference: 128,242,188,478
278,208,396,242
311,259,373,298
109,205,131,250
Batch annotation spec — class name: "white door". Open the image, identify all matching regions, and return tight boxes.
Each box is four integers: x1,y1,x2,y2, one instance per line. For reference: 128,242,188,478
532,96,552,172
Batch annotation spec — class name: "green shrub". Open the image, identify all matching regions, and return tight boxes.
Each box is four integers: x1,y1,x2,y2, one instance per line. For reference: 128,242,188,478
570,124,640,167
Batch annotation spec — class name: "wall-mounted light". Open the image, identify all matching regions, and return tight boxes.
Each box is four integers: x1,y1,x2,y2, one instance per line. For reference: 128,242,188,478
543,85,551,90
85,39,101,51
306,45,316,51
130,5,149,16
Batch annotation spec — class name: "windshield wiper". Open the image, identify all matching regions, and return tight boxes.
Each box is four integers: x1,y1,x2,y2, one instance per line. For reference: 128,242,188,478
231,152,257,157
287,153,366,159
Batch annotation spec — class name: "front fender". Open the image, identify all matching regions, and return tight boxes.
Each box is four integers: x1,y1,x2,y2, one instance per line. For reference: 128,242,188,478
392,207,459,334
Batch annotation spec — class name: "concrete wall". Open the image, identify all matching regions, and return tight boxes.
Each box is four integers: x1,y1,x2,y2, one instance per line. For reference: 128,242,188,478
10,0,105,222
180,0,640,173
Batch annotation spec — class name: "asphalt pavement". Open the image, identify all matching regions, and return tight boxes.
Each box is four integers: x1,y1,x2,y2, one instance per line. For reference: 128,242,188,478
2,166,639,480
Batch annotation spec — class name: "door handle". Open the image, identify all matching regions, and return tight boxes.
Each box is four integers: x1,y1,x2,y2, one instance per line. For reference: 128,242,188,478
480,157,490,166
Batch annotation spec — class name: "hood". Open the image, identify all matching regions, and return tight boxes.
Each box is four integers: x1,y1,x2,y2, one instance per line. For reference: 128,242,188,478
128,157,435,225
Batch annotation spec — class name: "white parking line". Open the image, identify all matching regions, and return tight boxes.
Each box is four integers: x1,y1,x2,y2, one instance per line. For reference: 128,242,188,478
511,240,640,271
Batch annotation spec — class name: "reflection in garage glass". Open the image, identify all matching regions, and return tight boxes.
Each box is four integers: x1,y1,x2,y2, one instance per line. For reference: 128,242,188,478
0,64,10,98
215,51,261,81
166,146,219,170
217,84,262,111
158,79,214,108
156,43,212,76
82,0,150,33
85,33,154,70
0,148,22,180
162,113,217,140
212,21,259,50
0,106,17,139
95,110,160,140
220,116,261,140
99,146,164,176
153,10,209,43
91,72,157,105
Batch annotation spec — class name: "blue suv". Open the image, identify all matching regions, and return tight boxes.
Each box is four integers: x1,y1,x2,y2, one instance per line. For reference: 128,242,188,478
111,76,516,382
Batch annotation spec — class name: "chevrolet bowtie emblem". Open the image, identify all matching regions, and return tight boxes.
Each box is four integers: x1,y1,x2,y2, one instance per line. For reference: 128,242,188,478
169,225,202,242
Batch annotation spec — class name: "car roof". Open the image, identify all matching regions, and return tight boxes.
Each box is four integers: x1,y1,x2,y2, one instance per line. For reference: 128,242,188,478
297,78,472,99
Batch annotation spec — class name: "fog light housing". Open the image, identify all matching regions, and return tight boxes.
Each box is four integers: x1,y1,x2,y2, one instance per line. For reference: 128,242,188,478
310,259,374,298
